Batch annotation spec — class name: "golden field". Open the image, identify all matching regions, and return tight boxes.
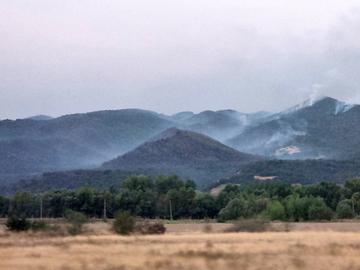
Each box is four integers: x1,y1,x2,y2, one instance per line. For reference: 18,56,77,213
1,223,360,270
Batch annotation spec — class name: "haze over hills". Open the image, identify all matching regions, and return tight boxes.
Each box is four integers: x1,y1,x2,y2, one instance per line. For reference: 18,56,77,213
0,109,173,183
1,96,360,188
227,97,360,160
102,128,262,187
168,110,268,141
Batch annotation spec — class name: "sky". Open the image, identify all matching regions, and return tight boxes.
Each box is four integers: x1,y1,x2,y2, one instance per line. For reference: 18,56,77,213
1,0,360,119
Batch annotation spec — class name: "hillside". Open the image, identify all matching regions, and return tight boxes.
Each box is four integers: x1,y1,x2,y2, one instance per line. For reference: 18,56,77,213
227,97,360,159
102,128,262,187
215,159,360,187
2,169,131,194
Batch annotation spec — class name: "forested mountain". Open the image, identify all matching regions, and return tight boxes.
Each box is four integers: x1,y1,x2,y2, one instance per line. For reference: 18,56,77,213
227,97,360,159
1,96,360,188
102,128,262,187
0,109,173,183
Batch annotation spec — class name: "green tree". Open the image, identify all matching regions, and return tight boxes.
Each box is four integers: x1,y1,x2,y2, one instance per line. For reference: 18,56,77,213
76,188,96,216
116,188,157,217
286,195,310,221
44,190,75,218
216,185,241,209
345,179,360,194
351,192,360,216
192,193,217,219
266,200,286,221
305,182,342,210
10,192,35,218
336,200,354,219
166,186,196,218
218,198,249,222
308,198,333,221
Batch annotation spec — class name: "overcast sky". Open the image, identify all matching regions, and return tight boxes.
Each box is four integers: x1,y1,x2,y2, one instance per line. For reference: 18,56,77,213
1,0,360,119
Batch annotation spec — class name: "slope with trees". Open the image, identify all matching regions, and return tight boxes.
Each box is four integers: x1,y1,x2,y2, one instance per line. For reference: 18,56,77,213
102,128,262,187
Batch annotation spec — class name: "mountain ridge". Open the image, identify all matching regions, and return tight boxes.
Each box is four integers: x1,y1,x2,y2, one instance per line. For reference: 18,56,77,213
1,96,360,187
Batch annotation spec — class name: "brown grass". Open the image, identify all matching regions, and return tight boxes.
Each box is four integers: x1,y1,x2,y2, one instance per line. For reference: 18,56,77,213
1,223,360,269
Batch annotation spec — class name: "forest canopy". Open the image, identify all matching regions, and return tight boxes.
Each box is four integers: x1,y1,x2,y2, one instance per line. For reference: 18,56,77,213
3,175,360,222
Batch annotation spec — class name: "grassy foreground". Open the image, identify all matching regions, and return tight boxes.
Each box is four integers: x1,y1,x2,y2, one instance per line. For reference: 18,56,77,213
1,225,360,270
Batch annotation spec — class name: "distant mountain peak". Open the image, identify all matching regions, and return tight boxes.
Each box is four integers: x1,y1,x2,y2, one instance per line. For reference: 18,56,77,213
102,128,261,187
305,96,357,115
149,127,183,142
278,96,357,117
281,96,330,115
311,96,337,105
148,127,230,146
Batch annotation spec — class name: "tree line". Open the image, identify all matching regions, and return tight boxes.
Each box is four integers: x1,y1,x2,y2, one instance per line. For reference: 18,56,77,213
2,175,360,221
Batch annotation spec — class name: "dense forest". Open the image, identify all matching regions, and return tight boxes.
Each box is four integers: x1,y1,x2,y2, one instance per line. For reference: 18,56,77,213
218,159,360,186
3,170,131,194
2,175,360,222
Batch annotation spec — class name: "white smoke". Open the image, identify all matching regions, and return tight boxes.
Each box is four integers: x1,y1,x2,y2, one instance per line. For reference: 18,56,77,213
308,84,326,105
335,101,355,114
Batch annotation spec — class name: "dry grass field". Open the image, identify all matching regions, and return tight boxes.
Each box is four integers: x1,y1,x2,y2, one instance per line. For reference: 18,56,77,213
1,222,360,270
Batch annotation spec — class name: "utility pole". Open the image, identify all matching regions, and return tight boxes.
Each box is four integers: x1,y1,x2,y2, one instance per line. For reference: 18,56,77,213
169,199,173,221
352,197,355,216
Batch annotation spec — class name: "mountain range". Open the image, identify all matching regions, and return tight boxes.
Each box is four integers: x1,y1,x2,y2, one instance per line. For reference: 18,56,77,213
1,96,360,189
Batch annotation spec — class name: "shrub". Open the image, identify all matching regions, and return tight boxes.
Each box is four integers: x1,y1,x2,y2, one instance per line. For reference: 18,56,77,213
336,200,354,219
113,211,135,235
65,209,88,235
6,216,31,231
218,198,248,222
136,221,166,235
266,200,286,221
226,219,269,233
31,220,49,232
202,223,213,233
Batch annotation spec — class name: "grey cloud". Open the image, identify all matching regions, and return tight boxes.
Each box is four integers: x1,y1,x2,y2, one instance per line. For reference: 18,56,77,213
1,1,360,118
